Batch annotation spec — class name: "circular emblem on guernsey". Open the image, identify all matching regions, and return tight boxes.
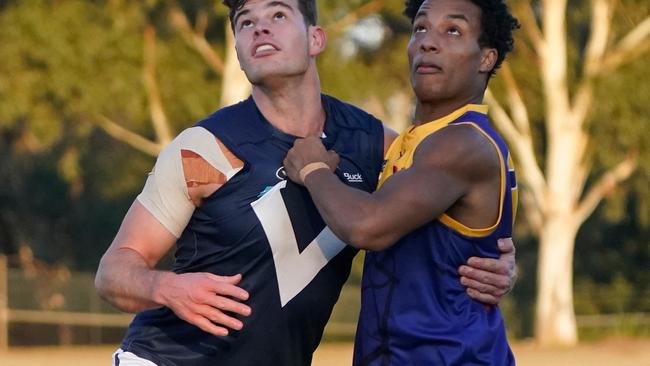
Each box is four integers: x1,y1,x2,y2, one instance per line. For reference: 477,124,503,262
276,166,287,180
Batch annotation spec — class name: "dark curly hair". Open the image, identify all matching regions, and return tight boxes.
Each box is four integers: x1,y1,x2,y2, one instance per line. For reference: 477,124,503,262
404,0,520,76
222,0,318,31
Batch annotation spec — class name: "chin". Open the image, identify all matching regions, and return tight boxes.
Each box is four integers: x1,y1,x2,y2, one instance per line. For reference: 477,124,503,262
412,77,441,93
413,86,445,102
245,68,280,84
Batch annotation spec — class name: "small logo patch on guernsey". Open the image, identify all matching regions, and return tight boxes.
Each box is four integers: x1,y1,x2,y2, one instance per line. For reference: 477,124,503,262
276,167,287,180
344,172,363,183
258,186,274,198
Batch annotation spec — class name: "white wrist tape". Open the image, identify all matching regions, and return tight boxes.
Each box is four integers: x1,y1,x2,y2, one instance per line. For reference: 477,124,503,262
299,162,330,183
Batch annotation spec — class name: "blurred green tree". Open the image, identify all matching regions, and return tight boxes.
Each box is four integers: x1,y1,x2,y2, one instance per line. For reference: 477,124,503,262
0,0,220,268
1,0,650,347
486,0,650,345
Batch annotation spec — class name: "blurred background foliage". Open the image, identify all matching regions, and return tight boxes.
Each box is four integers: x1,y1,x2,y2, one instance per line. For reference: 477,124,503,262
0,0,649,340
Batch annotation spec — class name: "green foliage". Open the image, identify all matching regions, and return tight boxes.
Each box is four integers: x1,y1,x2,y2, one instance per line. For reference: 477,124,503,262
319,36,411,106
1,1,650,341
591,56,650,226
576,199,650,311
0,0,222,268
1,1,142,141
488,0,650,338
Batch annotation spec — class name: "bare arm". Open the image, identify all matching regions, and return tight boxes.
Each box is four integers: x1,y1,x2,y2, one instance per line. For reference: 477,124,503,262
375,124,515,304
287,125,516,303
95,201,251,336
284,125,495,251
95,130,251,336
95,201,177,312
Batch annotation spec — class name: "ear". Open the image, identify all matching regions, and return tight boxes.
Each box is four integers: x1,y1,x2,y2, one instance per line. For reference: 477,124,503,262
479,48,498,74
308,25,327,57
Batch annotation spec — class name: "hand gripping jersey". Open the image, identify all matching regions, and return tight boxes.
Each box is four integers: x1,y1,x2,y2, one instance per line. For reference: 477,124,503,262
121,95,384,366
354,105,517,366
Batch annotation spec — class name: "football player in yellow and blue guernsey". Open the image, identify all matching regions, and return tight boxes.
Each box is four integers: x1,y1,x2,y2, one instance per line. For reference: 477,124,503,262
284,0,520,364
95,0,518,365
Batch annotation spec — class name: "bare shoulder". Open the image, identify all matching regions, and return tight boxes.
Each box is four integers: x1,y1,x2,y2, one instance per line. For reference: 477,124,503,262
413,123,500,182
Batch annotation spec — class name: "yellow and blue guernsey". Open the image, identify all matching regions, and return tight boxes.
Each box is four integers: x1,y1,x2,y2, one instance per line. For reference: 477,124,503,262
353,105,517,366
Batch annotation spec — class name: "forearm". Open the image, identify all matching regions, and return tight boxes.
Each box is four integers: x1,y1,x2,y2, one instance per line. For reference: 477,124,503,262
304,170,392,250
95,247,173,313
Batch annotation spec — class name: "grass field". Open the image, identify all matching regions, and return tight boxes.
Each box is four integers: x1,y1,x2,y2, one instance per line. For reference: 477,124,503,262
1,339,650,365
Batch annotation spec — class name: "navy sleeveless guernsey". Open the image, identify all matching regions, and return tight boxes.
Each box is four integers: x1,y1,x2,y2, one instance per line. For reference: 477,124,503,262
120,95,384,366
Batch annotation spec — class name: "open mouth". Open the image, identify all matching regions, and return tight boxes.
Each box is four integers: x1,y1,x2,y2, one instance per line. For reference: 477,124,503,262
253,43,279,56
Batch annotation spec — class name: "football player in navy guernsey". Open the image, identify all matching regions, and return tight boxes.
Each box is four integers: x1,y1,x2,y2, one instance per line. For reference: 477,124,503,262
284,0,520,365
95,0,517,365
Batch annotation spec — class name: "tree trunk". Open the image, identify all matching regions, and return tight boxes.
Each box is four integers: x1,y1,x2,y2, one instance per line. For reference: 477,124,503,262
535,213,578,346
220,25,251,107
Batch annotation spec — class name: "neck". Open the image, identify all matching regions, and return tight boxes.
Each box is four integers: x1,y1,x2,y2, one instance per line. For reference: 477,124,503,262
413,93,484,126
252,67,325,138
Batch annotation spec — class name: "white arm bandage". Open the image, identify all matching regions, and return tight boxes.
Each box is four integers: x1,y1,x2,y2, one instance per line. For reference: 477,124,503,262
136,127,242,238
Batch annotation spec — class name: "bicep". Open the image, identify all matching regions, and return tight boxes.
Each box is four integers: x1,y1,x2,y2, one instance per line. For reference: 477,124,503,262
108,127,244,267
107,200,178,268
367,160,467,242
366,126,490,245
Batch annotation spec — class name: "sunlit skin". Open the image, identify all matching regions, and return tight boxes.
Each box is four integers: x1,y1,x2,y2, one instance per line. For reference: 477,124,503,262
94,0,518,349
408,0,497,124
283,0,514,303
232,0,328,137
234,0,317,89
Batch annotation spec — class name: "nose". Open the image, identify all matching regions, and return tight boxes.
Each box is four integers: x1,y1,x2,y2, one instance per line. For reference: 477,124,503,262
254,28,271,36
419,33,439,53
254,20,271,37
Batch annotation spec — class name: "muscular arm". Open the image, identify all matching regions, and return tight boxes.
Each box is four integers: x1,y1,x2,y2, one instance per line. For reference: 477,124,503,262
95,128,250,336
285,124,498,251
382,123,516,303
95,201,251,337
95,201,178,313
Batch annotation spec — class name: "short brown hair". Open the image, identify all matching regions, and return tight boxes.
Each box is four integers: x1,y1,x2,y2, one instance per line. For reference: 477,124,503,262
223,0,318,31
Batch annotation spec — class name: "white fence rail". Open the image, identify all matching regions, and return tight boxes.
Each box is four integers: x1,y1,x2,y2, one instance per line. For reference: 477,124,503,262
1,255,649,351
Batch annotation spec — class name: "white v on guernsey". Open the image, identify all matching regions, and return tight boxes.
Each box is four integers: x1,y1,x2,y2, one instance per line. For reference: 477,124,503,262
115,94,385,366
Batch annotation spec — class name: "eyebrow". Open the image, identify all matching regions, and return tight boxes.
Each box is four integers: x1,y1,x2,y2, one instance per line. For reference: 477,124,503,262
447,14,470,23
414,9,428,22
234,1,294,27
413,11,470,24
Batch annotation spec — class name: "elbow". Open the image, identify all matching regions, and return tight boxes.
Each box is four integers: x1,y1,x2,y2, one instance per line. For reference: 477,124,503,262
94,264,110,301
94,262,137,313
343,219,395,252
350,236,393,252
94,254,122,307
